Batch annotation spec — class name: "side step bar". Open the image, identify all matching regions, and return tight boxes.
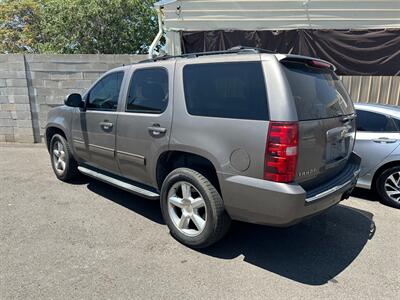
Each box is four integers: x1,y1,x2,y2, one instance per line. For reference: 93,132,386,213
78,166,159,200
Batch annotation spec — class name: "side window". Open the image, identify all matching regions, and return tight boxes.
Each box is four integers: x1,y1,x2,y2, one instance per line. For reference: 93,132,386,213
86,72,124,111
356,110,396,132
126,68,168,113
183,62,269,120
391,118,400,131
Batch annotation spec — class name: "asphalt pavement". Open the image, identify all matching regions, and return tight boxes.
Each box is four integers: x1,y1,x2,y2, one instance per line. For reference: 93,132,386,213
0,144,399,299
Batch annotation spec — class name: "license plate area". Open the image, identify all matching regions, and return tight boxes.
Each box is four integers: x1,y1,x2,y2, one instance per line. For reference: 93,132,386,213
326,140,347,162
325,125,352,164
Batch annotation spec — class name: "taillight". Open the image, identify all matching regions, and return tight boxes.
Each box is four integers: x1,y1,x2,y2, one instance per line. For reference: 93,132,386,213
308,60,332,69
264,121,299,183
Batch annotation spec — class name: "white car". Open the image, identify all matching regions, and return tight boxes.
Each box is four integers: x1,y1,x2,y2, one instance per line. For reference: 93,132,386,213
354,103,400,208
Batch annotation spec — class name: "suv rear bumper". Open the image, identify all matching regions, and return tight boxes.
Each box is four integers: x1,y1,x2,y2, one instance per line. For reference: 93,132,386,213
220,152,361,226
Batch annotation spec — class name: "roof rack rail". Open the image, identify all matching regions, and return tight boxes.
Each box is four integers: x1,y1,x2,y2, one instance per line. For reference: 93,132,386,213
139,46,276,63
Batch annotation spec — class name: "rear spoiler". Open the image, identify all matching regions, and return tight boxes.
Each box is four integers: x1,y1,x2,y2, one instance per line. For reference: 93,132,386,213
275,54,336,72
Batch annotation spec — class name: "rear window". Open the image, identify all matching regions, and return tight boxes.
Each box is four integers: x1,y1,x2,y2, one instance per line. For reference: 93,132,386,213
183,62,269,120
282,61,354,121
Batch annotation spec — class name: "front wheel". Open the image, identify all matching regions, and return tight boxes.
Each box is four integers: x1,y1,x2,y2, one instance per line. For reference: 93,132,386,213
49,134,79,182
376,166,400,209
160,168,231,248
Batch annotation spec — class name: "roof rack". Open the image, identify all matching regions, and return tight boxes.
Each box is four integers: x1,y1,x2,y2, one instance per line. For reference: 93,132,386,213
139,46,276,63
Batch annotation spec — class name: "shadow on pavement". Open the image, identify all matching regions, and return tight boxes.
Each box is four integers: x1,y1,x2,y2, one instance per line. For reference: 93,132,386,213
201,204,375,285
351,187,378,202
86,178,165,225
80,177,375,286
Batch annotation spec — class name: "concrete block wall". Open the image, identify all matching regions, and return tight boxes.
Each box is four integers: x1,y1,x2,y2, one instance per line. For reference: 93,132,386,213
0,55,34,143
25,54,146,141
0,54,145,143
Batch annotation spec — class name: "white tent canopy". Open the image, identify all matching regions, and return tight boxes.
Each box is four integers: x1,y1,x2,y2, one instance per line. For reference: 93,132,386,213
155,0,400,31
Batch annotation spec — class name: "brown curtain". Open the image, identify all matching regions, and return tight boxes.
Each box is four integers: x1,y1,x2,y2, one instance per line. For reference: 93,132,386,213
181,29,400,76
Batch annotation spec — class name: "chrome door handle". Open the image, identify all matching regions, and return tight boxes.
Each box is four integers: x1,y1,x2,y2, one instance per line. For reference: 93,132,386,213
100,121,113,130
372,137,397,143
148,124,167,136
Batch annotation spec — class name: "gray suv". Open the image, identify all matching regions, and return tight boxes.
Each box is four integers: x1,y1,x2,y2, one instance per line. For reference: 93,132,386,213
46,48,361,248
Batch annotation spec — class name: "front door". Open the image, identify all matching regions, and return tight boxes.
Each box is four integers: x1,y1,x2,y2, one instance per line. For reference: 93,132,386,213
71,71,125,174
116,63,174,186
354,109,400,177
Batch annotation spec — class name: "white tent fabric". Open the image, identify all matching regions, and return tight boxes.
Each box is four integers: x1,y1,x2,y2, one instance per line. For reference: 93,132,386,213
155,0,400,31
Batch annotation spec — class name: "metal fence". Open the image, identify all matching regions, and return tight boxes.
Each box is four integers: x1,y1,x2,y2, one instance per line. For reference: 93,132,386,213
341,76,400,105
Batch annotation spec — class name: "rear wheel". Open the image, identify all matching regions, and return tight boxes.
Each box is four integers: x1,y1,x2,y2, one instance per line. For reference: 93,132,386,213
160,168,231,248
50,134,79,181
376,166,400,209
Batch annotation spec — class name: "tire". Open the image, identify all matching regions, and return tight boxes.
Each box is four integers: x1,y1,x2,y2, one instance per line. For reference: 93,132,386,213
376,166,400,209
49,134,79,182
160,168,231,248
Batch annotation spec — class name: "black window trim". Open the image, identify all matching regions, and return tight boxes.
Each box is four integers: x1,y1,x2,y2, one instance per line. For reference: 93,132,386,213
125,66,169,114
356,109,398,133
85,71,125,112
392,117,400,131
182,61,270,121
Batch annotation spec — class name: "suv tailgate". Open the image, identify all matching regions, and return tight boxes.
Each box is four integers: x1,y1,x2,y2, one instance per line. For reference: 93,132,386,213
281,59,356,190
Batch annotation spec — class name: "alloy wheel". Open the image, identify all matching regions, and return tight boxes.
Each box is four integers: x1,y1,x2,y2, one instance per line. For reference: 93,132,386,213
384,171,400,203
52,140,66,175
167,181,207,237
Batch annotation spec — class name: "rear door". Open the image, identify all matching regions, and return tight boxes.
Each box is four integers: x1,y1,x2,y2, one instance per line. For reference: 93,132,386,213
281,60,356,189
354,109,400,177
115,63,173,186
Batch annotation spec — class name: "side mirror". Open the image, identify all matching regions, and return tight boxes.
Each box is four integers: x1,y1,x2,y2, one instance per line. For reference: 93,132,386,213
64,93,83,107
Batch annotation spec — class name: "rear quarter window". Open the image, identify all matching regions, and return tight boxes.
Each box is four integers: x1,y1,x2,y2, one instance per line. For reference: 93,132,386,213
282,61,354,121
391,118,400,131
183,62,269,120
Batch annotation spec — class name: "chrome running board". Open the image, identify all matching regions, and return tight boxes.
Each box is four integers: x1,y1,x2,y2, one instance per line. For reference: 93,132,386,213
78,166,159,200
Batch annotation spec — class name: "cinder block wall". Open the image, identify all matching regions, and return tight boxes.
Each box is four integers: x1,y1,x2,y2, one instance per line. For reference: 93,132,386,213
0,55,33,143
0,54,145,143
